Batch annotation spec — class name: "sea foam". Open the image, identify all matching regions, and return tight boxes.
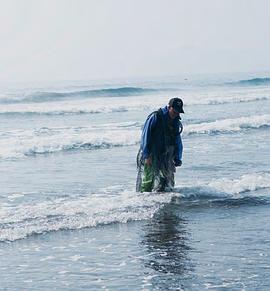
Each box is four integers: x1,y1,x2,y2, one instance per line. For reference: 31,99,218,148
1,172,270,242
0,115,269,160
0,90,269,115
177,173,270,199
0,191,178,242
207,173,270,195
185,114,270,135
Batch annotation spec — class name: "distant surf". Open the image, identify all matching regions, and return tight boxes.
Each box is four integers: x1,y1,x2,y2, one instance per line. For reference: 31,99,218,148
0,94,269,116
0,87,166,104
228,77,270,86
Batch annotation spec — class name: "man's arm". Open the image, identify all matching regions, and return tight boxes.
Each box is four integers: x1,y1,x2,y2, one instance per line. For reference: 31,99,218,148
141,113,157,161
174,126,183,166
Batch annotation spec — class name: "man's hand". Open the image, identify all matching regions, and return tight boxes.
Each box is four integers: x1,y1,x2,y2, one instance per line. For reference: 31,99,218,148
145,158,152,166
174,160,182,167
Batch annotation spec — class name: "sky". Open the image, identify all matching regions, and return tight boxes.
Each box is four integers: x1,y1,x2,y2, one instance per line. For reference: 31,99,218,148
1,0,270,83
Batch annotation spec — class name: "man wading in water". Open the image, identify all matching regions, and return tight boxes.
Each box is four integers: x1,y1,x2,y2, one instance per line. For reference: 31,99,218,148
136,98,184,192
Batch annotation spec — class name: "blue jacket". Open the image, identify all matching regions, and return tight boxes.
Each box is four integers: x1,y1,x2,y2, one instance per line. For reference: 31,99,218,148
140,106,183,162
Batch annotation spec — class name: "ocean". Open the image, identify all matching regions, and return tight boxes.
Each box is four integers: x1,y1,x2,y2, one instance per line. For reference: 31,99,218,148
0,75,270,290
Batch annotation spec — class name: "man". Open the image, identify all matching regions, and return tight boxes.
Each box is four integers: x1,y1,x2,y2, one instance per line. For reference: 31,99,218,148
137,98,184,192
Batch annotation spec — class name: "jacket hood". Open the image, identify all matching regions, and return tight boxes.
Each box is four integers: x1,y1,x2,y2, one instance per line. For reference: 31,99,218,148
161,106,181,122
161,106,169,115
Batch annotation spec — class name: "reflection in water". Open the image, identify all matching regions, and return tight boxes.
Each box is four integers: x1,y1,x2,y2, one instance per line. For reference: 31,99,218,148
141,203,194,289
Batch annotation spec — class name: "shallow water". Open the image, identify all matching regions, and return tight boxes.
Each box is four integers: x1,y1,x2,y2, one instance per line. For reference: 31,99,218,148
0,76,270,290
1,195,270,290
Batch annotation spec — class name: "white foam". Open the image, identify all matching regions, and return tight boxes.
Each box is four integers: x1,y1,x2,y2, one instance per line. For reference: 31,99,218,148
0,191,177,242
0,87,269,115
69,255,84,261
7,193,25,200
176,172,270,199
0,124,141,159
185,114,270,134
0,114,268,160
0,95,166,115
40,256,55,262
58,270,69,274
208,173,270,195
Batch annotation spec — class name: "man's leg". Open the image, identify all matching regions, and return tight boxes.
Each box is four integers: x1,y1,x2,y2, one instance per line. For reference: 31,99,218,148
162,146,176,192
164,164,175,191
140,163,154,192
153,171,166,192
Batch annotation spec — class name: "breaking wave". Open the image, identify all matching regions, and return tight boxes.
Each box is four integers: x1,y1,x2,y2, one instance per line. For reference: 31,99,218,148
178,173,270,198
0,191,178,242
0,123,141,160
1,172,269,242
0,96,164,115
0,114,269,160
0,94,269,116
175,173,270,208
185,114,270,135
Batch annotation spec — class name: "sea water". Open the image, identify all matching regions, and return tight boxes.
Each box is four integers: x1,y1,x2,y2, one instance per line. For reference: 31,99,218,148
0,75,270,290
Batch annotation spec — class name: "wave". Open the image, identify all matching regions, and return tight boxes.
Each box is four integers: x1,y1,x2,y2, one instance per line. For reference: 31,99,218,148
0,87,162,104
0,191,178,242
178,173,270,198
205,96,269,105
0,94,269,116
1,78,270,106
229,77,270,86
174,173,270,208
1,172,269,242
207,173,270,194
0,124,141,160
185,114,270,135
0,114,268,160
0,96,164,115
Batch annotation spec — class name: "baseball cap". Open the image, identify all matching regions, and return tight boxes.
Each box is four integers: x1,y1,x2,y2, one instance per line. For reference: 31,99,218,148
168,97,184,113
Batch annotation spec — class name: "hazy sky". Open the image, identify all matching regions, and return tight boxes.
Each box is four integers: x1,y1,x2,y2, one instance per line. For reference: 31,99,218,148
1,0,270,82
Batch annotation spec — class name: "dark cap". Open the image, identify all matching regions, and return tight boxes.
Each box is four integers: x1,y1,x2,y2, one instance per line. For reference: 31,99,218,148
168,97,184,113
